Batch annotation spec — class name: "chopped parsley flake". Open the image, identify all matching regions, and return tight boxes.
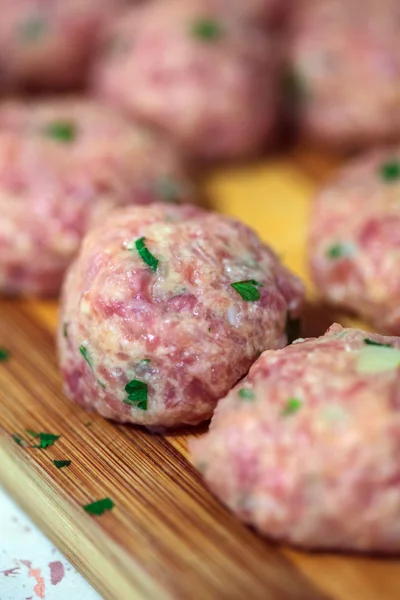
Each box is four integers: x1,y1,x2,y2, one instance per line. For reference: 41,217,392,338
191,18,222,41
326,243,351,259
380,160,400,182
155,177,182,202
79,345,93,370
63,323,68,338
97,379,106,389
238,388,255,400
83,497,114,516
364,338,392,348
131,237,159,272
53,459,71,469
103,34,130,57
12,434,24,446
44,121,76,143
19,16,46,42
0,348,10,362
123,379,148,410
140,359,151,365
281,397,302,417
357,345,400,374
30,432,60,449
283,69,306,106
231,280,262,302
26,429,39,437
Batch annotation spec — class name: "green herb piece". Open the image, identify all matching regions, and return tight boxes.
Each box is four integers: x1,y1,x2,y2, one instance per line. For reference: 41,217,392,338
103,34,130,57
364,338,392,348
19,16,46,42
97,379,106,389
140,359,151,365
238,388,255,400
283,69,306,106
380,160,400,182
231,280,262,302
0,348,10,362
53,459,71,469
44,121,76,143
357,345,400,374
12,434,24,446
63,323,68,338
155,177,182,202
83,497,114,516
132,237,159,272
26,429,39,437
326,244,350,259
191,18,222,41
32,433,60,449
79,345,93,370
281,397,302,417
123,379,148,410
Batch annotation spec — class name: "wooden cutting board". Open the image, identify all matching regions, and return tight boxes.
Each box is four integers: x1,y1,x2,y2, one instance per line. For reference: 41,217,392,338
1,144,399,600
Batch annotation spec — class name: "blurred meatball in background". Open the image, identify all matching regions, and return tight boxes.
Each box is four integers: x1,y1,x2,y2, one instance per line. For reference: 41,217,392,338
310,147,400,334
92,0,280,162
287,0,400,148
0,0,128,90
0,96,194,296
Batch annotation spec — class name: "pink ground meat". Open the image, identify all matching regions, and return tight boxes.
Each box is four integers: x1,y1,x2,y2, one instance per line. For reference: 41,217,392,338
310,147,400,334
287,0,400,147
58,203,304,429
92,0,279,161
210,0,290,26
191,324,400,552
0,97,193,296
0,0,128,90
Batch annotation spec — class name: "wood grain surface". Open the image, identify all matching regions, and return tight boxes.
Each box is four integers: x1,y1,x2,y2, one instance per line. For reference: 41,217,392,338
1,145,399,600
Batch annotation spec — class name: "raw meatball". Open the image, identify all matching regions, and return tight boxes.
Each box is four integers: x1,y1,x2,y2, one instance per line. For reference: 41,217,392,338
58,203,304,429
310,148,400,334
0,97,193,296
288,0,400,147
191,323,400,553
92,0,278,161
0,0,126,90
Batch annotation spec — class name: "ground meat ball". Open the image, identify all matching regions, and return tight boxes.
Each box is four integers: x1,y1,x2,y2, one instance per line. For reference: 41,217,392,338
92,0,278,161
310,148,400,334
0,97,193,296
191,324,400,553
58,203,304,429
288,0,400,147
0,0,128,90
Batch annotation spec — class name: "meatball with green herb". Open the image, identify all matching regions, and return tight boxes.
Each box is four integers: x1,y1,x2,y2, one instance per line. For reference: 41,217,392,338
92,0,279,161
191,323,400,552
58,203,304,429
310,148,400,333
0,97,193,296
0,0,128,90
